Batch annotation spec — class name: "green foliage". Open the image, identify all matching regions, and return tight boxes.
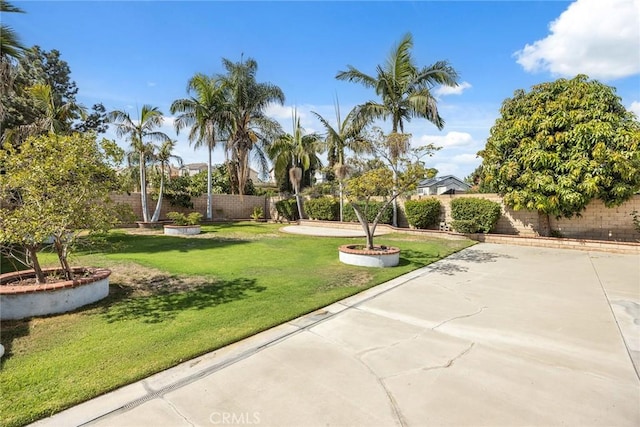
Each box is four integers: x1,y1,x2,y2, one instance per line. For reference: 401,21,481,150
274,198,299,221
0,132,124,282
480,75,640,219
304,197,339,221
343,201,393,224
404,198,442,229
167,211,202,226
450,198,501,234
250,206,264,221
631,210,640,233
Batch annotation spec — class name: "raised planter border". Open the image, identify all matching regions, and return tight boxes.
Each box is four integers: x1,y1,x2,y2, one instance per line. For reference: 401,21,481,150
339,244,400,268
163,225,202,236
0,267,111,320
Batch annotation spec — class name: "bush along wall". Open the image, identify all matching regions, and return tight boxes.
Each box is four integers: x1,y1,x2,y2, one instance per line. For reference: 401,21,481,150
405,198,442,229
450,197,501,233
304,197,339,221
275,198,299,221
343,201,393,224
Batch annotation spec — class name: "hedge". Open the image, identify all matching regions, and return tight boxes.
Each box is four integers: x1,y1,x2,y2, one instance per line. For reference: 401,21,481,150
304,197,339,221
275,198,299,221
404,198,442,229
450,197,501,233
343,201,393,224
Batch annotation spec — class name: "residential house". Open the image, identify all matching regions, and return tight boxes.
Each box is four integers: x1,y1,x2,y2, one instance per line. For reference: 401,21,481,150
417,175,471,195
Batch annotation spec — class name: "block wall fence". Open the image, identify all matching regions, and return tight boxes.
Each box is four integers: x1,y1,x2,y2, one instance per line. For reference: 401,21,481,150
112,192,640,242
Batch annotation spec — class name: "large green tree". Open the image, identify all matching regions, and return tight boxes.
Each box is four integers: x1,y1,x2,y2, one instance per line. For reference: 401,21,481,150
479,75,640,235
171,73,226,220
336,33,458,225
218,56,285,195
109,105,171,223
0,133,123,283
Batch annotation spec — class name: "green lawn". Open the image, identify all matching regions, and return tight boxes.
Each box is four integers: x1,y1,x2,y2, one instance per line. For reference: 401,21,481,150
0,223,473,427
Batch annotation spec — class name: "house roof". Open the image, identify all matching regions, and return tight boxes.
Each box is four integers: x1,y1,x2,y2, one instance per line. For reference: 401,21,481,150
183,163,208,170
418,175,470,188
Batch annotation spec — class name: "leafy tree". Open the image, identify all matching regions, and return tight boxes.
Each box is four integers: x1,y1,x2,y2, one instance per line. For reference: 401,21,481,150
109,105,171,222
268,111,322,218
0,133,123,283
344,131,429,249
479,75,640,235
313,102,370,221
73,103,109,134
1,46,80,144
218,56,285,195
336,33,457,225
171,73,227,219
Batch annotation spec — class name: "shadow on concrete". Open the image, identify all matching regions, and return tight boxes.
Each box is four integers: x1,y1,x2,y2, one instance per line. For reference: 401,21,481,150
426,248,515,276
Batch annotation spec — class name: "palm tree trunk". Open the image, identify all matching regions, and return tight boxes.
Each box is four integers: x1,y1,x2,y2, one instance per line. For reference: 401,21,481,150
151,172,164,223
139,152,149,222
339,180,344,222
392,169,398,227
206,147,213,220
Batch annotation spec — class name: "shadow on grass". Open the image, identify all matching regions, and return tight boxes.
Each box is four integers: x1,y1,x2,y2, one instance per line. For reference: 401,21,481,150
0,319,30,368
101,233,251,255
101,277,266,324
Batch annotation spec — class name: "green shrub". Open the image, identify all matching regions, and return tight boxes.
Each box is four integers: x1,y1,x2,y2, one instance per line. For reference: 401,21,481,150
167,211,202,226
275,198,299,221
304,198,339,221
343,201,393,224
404,198,442,229
450,197,501,233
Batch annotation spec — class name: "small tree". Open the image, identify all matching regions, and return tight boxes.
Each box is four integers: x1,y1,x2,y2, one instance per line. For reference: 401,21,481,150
0,132,123,283
480,75,640,235
344,132,429,249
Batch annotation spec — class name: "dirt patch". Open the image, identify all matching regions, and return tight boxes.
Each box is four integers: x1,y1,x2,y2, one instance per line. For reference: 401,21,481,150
319,271,373,291
107,263,215,296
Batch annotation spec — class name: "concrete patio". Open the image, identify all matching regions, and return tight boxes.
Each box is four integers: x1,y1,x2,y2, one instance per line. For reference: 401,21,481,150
31,243,640,427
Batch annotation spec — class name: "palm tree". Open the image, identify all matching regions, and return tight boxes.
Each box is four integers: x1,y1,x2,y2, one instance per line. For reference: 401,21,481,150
150,139,182,222
268,110,322,219
336,32,459,225
218,56,285,195
171,73,226,220
2,83,86,145
109,105,170,223
0,0,25,60
312,101,370,221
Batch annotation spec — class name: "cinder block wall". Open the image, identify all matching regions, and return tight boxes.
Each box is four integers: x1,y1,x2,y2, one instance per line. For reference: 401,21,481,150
406,194,640,242
110,193,269,221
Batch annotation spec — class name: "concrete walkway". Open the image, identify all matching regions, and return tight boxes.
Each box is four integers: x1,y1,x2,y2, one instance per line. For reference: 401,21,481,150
280,224,390,238
32,244,640,427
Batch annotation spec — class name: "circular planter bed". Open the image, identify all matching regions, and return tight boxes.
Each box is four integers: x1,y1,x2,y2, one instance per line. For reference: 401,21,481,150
0,267,111,320
163,224,201,236
338,244,400,268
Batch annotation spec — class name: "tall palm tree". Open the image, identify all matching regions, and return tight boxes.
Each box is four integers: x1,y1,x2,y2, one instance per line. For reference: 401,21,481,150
171,73,227,220
109,105,170,222
268,110,322,219
150,139,182,222
218,56,285,195
336,32,459,225
336,32,459,133
312,101,370,221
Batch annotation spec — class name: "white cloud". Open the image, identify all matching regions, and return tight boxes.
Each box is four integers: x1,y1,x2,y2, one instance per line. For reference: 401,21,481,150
434,81,472,97
452,153,481,164
629,101,640,117
514,0,640,80
418,131,474,148
147,82,157,87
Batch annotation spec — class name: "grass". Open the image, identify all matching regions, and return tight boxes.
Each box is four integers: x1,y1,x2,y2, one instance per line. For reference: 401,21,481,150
0,223,473,427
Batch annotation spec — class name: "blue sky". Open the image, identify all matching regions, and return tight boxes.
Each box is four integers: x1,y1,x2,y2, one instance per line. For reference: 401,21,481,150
6,0,640,179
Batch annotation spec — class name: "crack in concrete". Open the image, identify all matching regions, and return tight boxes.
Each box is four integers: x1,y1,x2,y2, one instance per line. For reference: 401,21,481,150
383,342,476,380
432,307,487,330
162,396,195,427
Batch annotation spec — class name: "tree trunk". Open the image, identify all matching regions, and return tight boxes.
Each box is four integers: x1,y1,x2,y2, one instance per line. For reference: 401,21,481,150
351,203,374,249
206,147,213,220
538,211,551,237
27,245,46,284
339,180,344,222
150,174,164,223
139,151,149,222
392,169,398,227
53,237,73,281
